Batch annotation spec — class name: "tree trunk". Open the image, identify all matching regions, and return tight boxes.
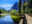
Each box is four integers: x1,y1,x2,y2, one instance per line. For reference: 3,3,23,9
18,0,21,16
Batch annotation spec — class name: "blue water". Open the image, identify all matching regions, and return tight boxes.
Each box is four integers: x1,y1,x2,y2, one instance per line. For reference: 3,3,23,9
0,15,15,24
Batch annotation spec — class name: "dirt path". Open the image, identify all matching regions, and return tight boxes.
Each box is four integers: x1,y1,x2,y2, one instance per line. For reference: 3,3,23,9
25,14,32,24
19,14,32,24
19,19,23,24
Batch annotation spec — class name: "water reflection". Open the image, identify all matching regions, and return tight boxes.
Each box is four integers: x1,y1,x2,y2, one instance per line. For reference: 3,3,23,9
0,15,14,24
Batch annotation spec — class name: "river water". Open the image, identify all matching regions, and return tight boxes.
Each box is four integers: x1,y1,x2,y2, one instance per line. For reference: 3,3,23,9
0,14,15,24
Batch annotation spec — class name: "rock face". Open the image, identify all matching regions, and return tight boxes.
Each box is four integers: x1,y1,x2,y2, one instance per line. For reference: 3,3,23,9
11,2,19,10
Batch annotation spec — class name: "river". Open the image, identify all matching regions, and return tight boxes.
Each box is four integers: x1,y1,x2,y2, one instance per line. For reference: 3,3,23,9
0,14,15,24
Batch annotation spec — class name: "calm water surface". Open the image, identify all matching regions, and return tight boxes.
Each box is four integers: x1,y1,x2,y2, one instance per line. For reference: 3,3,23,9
0,14,15,24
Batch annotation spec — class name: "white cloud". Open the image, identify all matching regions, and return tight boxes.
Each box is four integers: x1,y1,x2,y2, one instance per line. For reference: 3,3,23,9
0,4,13,10
0,4,13,8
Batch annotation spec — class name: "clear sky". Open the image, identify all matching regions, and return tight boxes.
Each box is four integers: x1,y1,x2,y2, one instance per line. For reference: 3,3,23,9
0,0,19,10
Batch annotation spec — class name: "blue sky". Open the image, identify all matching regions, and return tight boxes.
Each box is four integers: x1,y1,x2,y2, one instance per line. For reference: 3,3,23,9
0,0,19,10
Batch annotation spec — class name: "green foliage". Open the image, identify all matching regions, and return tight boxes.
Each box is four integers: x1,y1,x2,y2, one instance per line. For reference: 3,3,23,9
10,9,21,23
0,9,8,17
0,15,4,18
24,2,32,14
11,16,21,23
25,8,32,13
21,7,24,15
24,2,29,6
10,9,17,15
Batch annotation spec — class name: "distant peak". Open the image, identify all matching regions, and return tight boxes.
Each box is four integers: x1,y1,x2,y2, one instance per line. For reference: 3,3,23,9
0,7,4,9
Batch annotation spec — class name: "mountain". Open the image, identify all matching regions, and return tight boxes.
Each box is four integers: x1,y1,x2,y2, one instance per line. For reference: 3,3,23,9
0,7,7,11
0,7,5,10
11,2,19,10
0,7,8,13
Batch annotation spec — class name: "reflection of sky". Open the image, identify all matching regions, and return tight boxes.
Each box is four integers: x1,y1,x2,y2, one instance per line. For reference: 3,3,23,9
0,0,19,10
0,15,15,24
0,15,13,22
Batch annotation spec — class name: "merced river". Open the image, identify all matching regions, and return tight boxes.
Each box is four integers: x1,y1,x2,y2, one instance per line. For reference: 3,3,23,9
0,13,16,24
